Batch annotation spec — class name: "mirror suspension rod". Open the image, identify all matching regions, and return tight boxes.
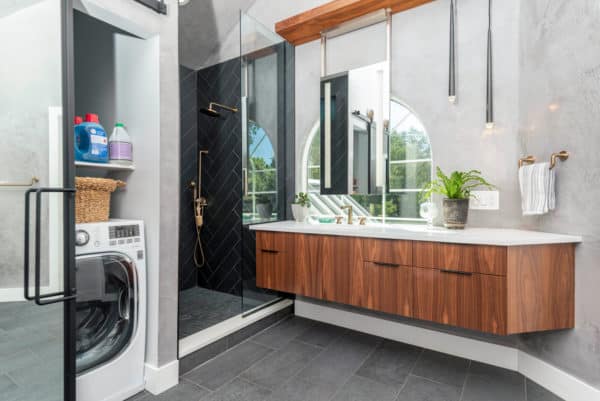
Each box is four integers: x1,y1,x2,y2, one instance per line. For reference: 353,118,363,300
320,34,327,77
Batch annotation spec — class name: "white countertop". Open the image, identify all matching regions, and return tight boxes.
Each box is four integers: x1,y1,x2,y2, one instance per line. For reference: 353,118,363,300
249,221,582,246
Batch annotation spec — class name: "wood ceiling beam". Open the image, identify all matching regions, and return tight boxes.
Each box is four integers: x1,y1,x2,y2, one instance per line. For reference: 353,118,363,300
275,0,435,46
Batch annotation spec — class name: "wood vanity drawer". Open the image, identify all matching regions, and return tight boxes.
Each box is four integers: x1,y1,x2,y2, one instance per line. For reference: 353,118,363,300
414,241,507,276
256,231,291,253
433,269,507,335
256,231,295,293
362,238,412,266
350,261,412,317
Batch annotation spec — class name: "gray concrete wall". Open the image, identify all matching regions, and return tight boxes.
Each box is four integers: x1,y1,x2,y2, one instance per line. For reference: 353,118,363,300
517,0,600,387
183,0,599,389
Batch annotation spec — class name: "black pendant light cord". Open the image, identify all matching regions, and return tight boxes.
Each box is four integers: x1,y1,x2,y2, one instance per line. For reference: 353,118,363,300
486,0,494,128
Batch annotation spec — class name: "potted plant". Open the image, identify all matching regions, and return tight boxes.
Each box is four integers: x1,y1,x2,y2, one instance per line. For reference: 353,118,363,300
421,167,495,229
255,195,272,219
291,192,311,223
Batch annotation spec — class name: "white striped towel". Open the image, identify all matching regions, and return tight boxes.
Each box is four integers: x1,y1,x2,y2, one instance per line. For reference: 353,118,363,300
519,162,556,215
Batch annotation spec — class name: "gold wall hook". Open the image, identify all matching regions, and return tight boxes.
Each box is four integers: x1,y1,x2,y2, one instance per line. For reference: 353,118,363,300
518,156,536,168
550,151,569,170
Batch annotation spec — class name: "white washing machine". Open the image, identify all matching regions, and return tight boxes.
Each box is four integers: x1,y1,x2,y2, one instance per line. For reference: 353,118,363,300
75,219,146,401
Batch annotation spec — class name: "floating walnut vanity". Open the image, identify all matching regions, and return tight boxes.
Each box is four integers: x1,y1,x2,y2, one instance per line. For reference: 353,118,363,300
250,222,581,335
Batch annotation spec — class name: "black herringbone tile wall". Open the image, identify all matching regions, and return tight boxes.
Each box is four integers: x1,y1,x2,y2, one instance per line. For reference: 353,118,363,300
195,58,243,296
179,45,295,301
179,64,199,291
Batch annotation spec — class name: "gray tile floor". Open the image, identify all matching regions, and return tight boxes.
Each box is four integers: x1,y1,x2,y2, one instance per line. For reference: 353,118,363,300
0,301,63,401
179,288,243,338
134,315,564,401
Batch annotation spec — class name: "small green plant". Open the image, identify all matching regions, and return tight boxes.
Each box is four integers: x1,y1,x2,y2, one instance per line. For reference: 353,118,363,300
294,192,311,208
421,167,495,201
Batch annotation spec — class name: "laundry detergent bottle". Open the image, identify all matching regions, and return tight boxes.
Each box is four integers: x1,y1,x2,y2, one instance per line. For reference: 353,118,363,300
74,113,109,163
108,123,133,165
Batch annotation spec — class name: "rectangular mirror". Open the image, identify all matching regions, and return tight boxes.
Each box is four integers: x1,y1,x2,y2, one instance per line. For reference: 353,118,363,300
320,61,390,195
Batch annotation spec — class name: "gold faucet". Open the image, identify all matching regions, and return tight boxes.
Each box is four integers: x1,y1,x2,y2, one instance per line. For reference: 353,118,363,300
341,205,353,225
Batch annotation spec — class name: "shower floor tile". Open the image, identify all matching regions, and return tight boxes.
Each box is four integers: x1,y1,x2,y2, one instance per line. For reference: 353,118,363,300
178,287,243,339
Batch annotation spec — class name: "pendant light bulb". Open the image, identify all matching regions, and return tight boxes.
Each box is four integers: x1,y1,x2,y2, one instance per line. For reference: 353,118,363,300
485,122,495,130
449,96,456,104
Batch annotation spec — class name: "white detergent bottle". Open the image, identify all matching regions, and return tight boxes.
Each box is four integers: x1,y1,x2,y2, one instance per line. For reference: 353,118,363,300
108,123,133,166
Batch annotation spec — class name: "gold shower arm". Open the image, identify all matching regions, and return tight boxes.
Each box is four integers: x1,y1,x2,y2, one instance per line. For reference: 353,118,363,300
209,102,238,113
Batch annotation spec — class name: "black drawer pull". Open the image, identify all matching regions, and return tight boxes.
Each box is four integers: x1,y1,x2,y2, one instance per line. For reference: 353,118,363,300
261,249,280,254
372,261,400,268
440,269,473,276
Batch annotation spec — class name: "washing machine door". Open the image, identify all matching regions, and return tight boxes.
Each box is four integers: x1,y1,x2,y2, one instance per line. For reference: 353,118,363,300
75,252,137,374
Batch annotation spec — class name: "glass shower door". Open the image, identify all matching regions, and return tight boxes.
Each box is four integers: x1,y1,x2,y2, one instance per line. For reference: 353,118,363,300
0,1,75,400
240,12,292,312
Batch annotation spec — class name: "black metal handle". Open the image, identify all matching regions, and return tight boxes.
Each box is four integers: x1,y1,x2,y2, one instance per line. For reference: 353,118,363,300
24,188,77,306
440,269,473,276
23,189,36,301
371,261,400,268
261,249,280,254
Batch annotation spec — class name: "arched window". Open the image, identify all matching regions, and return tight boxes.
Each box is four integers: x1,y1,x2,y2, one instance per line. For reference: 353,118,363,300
245,120,277,222
302,99,432,222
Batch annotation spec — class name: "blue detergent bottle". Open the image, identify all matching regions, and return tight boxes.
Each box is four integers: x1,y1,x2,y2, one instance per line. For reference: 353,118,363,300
75,113,109,163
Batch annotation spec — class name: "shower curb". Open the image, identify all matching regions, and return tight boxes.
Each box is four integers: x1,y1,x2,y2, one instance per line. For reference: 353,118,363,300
179,302,293,375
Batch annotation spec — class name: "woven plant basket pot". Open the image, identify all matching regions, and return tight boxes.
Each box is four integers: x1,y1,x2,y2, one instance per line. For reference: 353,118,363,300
75,177,126,223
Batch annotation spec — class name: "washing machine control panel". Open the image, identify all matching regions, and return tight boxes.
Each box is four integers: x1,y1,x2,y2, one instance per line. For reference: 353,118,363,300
76,221,145,255
108,224,143,247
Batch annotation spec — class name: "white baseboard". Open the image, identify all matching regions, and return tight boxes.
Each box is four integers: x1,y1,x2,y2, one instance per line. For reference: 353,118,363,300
144,360,179,395
295,299,600,401
518,351,600,401
179,298,294,358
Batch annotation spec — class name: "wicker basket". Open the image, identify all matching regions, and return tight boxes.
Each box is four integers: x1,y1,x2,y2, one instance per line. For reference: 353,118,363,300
75,177,126,223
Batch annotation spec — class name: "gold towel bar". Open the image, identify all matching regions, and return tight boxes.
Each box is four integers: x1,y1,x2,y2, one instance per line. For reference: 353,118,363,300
518,155,536,168
519,151,569,169
0,176,39,187
550,151,569,170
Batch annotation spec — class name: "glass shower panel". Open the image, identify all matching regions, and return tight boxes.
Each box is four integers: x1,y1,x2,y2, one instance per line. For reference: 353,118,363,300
241,12,284,225
0,1,70,399
240,12,290,313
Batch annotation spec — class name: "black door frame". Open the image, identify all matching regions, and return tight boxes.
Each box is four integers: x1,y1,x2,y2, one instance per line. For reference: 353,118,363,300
62,0,77,399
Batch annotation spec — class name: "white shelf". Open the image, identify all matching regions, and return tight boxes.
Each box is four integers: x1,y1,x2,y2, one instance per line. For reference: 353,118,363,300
75,161,135,171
